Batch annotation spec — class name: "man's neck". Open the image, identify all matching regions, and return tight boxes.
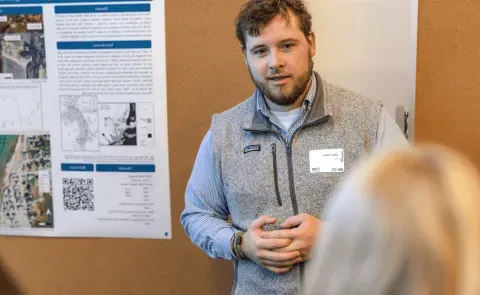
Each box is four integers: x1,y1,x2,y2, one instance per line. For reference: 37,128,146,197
265,76,313,112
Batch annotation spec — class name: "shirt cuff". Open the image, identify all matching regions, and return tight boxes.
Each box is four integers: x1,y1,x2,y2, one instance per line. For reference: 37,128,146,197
213,227,241,260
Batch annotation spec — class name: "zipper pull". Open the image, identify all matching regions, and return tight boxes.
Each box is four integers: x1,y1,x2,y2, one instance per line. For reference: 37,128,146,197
271,143,276,153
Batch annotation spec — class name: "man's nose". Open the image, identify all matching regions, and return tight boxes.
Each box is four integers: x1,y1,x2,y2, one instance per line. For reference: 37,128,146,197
269,49,285,70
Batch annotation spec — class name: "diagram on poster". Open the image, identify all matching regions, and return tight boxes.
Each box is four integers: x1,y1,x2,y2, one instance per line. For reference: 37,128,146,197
0,134,53,228
0,84,42,133
60,95,99,151
99,103,137,146
0,13,47,79
99,102,155,147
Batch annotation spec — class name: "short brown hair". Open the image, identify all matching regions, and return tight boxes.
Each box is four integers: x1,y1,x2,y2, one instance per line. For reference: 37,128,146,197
235,0,312,49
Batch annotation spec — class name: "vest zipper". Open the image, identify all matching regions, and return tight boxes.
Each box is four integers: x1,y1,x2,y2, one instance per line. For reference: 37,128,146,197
285,143,298,214
285,141,304,291
285,116,329,291
271,143,282,206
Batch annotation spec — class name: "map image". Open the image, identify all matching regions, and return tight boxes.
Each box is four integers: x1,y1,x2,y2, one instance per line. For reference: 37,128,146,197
0,134,53,228
99,103,137,146
60,95,99,151
0,13,46,79
0,84,42,133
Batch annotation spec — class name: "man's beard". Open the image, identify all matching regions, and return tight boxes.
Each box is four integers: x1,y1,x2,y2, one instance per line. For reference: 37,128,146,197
248,56,314,106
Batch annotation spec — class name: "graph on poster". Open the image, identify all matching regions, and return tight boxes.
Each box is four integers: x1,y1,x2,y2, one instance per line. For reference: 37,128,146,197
0,84,42,133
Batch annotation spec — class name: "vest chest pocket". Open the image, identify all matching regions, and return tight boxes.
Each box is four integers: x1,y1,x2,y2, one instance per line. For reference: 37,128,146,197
224,143,284,218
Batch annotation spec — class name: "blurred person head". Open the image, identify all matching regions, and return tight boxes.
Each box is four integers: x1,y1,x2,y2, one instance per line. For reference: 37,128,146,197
304,145,480,295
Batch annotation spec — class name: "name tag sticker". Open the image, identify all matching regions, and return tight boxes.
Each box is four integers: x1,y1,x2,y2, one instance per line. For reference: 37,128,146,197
309,149,344,173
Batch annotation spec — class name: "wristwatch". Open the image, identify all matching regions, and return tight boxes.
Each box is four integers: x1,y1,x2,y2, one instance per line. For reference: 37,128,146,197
231,232,247,260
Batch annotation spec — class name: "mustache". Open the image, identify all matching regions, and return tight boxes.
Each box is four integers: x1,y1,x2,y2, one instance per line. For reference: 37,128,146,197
266,74,292,79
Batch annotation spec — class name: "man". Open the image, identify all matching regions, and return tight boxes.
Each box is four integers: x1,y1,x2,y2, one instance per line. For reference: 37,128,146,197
181,0,408,294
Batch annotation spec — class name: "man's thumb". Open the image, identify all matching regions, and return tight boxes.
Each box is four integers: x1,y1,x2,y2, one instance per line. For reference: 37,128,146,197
280,215,303,229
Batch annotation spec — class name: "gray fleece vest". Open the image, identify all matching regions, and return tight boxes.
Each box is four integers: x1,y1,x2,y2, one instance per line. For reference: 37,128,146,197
210,73,382,295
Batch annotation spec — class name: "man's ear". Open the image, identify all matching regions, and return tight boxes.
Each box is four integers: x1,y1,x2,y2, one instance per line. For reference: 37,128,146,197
307,31,316,57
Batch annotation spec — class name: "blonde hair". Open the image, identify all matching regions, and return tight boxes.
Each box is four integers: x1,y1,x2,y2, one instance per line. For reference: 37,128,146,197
304,145,480,295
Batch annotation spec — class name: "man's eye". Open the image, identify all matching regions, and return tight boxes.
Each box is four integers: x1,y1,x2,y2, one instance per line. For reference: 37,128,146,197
254,49,266,55
283,44,294,50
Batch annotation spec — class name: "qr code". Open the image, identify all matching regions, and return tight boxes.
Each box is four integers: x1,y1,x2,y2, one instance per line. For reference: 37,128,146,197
62,178,95,211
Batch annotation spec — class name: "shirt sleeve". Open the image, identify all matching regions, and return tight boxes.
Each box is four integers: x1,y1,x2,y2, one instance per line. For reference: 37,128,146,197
375,107,410,150
180,129,240,260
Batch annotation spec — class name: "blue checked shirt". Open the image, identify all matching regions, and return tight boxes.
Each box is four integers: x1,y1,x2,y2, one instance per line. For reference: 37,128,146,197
181,74,409,260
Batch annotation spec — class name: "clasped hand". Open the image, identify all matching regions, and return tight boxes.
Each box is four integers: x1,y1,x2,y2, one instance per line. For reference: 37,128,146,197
241,213,321,274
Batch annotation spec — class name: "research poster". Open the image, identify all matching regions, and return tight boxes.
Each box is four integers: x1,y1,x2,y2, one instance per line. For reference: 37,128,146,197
0,0,171,239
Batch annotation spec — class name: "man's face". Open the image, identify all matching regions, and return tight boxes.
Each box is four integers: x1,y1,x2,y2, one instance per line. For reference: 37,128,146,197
243,11,316,106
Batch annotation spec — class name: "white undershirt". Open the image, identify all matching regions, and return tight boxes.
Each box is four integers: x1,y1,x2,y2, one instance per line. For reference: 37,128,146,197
270,107,303,131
